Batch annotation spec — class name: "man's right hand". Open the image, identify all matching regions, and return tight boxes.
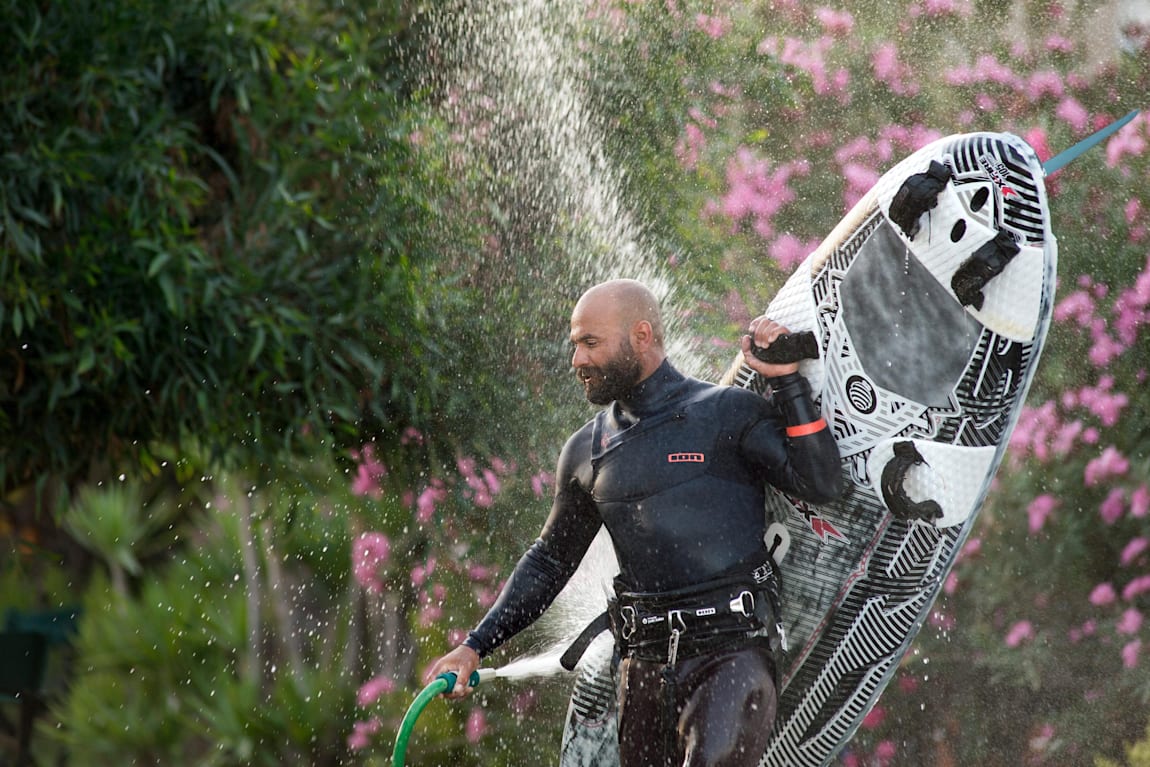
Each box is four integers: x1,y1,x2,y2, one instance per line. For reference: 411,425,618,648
422,645,481,699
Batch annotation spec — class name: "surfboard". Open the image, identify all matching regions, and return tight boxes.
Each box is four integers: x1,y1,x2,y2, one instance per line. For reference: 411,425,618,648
559,130,1057,766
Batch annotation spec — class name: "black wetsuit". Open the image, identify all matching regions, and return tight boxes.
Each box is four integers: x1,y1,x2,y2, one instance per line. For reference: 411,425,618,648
465,359,842,766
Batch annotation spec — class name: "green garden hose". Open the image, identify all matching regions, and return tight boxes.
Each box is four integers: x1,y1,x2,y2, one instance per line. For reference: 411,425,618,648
392,669,491,767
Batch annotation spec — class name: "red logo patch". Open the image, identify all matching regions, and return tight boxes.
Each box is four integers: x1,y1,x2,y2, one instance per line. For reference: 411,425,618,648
810,516,847,543
796,502,848,544
667,452,705,463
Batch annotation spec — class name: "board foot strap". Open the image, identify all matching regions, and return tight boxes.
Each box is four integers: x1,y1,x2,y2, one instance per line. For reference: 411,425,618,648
880,441,943,522
889,159,952,238
951,229,1021,309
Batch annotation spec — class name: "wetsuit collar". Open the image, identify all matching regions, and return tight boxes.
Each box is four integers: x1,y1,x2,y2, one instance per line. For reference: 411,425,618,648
614,358,687,421
592,359,691,460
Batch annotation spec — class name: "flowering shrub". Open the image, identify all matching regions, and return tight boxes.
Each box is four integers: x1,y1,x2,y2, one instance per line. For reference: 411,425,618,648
575,1,1149,765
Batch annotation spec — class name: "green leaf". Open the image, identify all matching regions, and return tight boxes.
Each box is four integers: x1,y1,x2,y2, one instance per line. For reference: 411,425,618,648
147,251,172,278
76,345,96,375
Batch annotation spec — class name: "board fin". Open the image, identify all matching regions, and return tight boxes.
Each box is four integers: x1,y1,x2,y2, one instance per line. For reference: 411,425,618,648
1043,108,1141,175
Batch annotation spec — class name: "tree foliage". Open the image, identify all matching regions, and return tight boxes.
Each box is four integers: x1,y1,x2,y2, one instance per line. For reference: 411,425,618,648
0,0,505,495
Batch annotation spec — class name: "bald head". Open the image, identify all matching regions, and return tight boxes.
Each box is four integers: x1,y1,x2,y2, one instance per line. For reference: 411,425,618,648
572,279,666,349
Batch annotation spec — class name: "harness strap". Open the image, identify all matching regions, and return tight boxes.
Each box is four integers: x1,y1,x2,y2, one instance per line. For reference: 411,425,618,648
559,611,611,671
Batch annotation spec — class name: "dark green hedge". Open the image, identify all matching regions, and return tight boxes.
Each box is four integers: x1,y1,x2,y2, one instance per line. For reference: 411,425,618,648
0,0,493,491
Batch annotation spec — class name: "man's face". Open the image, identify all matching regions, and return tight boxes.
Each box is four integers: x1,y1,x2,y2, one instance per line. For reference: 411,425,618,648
570,307,643,405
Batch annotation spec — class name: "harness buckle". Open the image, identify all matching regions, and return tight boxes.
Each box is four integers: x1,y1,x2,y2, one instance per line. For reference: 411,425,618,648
729,590,755,617
668,609,687,633
667,628,682,668
620,605,638,640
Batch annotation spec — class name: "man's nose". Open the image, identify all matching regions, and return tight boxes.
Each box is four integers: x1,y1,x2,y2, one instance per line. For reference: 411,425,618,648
571,345,588,369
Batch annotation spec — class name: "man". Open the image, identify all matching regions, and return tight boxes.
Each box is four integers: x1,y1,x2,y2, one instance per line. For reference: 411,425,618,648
425,279,842,767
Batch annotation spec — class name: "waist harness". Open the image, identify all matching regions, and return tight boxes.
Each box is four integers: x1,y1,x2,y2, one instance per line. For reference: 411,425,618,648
559,558,785,672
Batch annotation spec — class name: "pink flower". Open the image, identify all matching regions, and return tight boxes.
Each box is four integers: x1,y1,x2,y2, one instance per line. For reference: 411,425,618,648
842,162,880,210
874,739,898,762
1125,198,1143,225
1132,485,1150,518
482,468,502,496
1030,70,1062,101
1045,34,1075,53
1106,113,1148,168
768,234,819,271
530,471,554,499
695,13,731,39
347,718,382,751
357,674,396,707
466,707,488,743
1005,620,1035,647
923,0,972,16
1123,575,1150,602
871,43,918,96
770,36,840,96
1030,723,1057,753
351,444,388,499
960,537,982,560
714,149,808,240
1024,127,1052,163
1077,379,1129,426
352,532,391,593
467,563,493,581
972,54,1020,86
1055,97,1089,133
862,705,885,729
1051,419,1084,456
1085,446,1130,486
944,570,959,595
1090,582,1117,606
1123,640,1143,669
815,7,855,36
416,481,448,523
872,43,899,81
1054,288,1096,326
411,557,436,587
1089,329,1125,367
1100,488,1127,525
1117,608,1144,635
1122,538,1150,567
1027,494,1059,534
676,122,707,170
1125,199,1148,242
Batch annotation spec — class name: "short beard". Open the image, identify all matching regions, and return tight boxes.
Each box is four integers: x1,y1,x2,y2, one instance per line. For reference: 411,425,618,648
579,345,642,406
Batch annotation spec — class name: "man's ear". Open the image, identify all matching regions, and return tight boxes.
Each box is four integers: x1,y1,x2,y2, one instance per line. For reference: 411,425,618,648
631,320,654,351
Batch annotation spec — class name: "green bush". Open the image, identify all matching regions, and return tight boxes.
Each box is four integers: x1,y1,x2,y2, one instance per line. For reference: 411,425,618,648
0,0,503,495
